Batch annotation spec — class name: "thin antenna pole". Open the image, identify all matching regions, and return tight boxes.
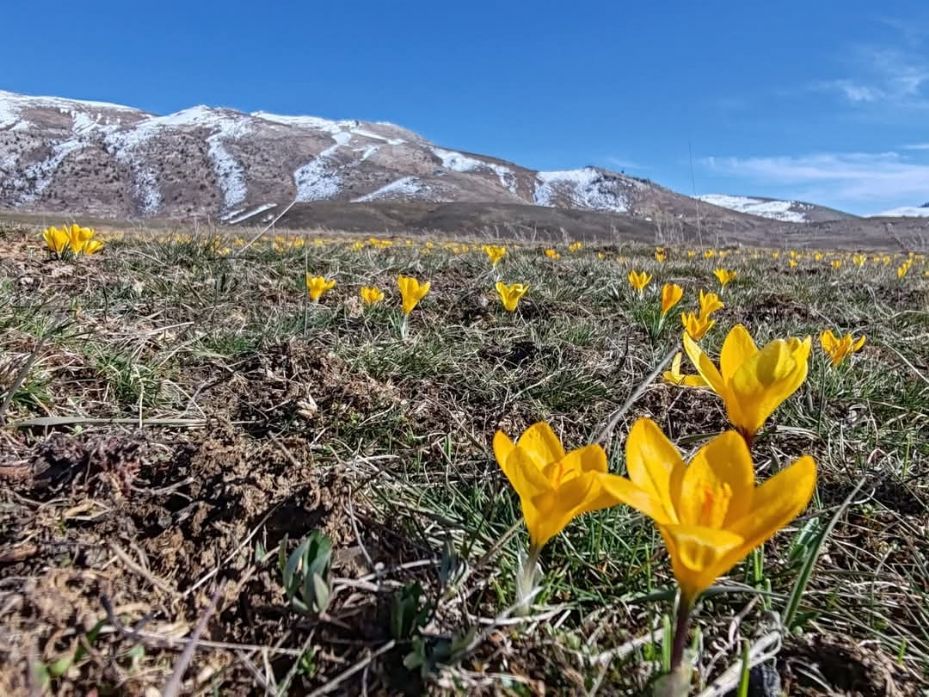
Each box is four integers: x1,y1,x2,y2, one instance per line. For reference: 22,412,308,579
689,140,704,247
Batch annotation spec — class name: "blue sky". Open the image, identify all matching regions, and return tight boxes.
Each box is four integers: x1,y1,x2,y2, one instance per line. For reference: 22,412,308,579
4,0,929,214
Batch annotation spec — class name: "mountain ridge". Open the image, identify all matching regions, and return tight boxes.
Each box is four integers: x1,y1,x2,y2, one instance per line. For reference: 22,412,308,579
2,88,928,242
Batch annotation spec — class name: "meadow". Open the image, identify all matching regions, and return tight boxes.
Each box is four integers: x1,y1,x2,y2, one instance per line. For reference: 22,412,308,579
1,219,927,695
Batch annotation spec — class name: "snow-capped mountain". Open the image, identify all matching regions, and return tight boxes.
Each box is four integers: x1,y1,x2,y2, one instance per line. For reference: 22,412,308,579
0,89,682,221
695,194,854,224
872,203,929,218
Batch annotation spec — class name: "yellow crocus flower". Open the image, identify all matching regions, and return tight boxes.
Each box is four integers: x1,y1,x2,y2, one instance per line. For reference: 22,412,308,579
897,262,911,279
681,311,714,341
544,248,561,260
359,286,385,306
820,330,865,367
397,275,430,315
628,270,652,294
683,324,812,442
495,281,529,312
660,283,683,316
493,422,619,549
568,241,583,253
305,275,336,302
697,290,724,318
68,224,96,254
655,248,667,263
43,226,70,256
831,259,842,270
713,268,737,288
852,253,866,268
663,352,707,387
602,418,816,602
483,244,507,266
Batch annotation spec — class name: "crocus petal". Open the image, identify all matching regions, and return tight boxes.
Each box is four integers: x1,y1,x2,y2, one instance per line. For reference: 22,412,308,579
516,422,567,469
599,474,675,525
501,445,556,501
547,443,609,482
672,431,754,527
492,430,516,471
719,325,758,381
624,418,682,522
819,330,837,353
728,455,816,546
661,524,744,600
683,333,726,396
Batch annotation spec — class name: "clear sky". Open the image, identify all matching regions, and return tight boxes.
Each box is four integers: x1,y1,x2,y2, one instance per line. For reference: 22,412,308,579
4,0,929,215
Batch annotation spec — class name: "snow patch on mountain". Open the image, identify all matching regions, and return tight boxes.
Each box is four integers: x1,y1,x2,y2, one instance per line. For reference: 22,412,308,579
294,158,341,201
872,206,929,217
350,127,405,145
432,147,517,193
534,168,629,212
18,140,88,203
291,129,355,201
253,111,348,136
354,176,425,202
357,145,380,161
225,202,278,224
102,106,252,211
696,194,809,223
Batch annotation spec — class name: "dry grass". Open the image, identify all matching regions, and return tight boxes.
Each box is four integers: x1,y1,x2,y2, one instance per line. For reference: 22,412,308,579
1,220,927,695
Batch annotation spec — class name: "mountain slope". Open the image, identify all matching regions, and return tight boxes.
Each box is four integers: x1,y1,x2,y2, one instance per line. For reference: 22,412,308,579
0,89,763,231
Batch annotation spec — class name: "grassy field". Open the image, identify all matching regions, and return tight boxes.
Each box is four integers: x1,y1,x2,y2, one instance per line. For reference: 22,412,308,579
1,219,927,695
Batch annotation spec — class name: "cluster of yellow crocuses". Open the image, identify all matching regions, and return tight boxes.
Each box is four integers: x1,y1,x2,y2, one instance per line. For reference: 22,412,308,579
494,323,819,677
305,273,530,315
305,274,431,315
42,224,104,258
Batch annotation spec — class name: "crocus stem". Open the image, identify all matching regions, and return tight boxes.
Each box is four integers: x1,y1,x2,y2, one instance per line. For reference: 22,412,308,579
400,314,409,341
515,544,542,615
815,359,827,436
670,591,693,672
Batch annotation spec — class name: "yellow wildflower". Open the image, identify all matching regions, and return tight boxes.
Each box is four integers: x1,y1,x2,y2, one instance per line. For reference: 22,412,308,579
397,275,430,315
42,226,70,256
493,422,619,549
359,286,385,306
483,244,507,266
697,290,724,318
305,275,336,302
495,281,529,312
602,418,816,602
660,283,684,316
628,270,652,294
681,311,714,340
683,324,812,442
713,268,737,288
820,330,866,367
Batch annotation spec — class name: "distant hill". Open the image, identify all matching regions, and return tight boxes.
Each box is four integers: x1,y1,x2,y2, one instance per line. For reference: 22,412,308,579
695,194,856,223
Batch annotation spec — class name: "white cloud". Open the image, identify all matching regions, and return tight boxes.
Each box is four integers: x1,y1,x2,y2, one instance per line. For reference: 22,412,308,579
703,151,929,212
817,46,929,108
904,143,929,150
